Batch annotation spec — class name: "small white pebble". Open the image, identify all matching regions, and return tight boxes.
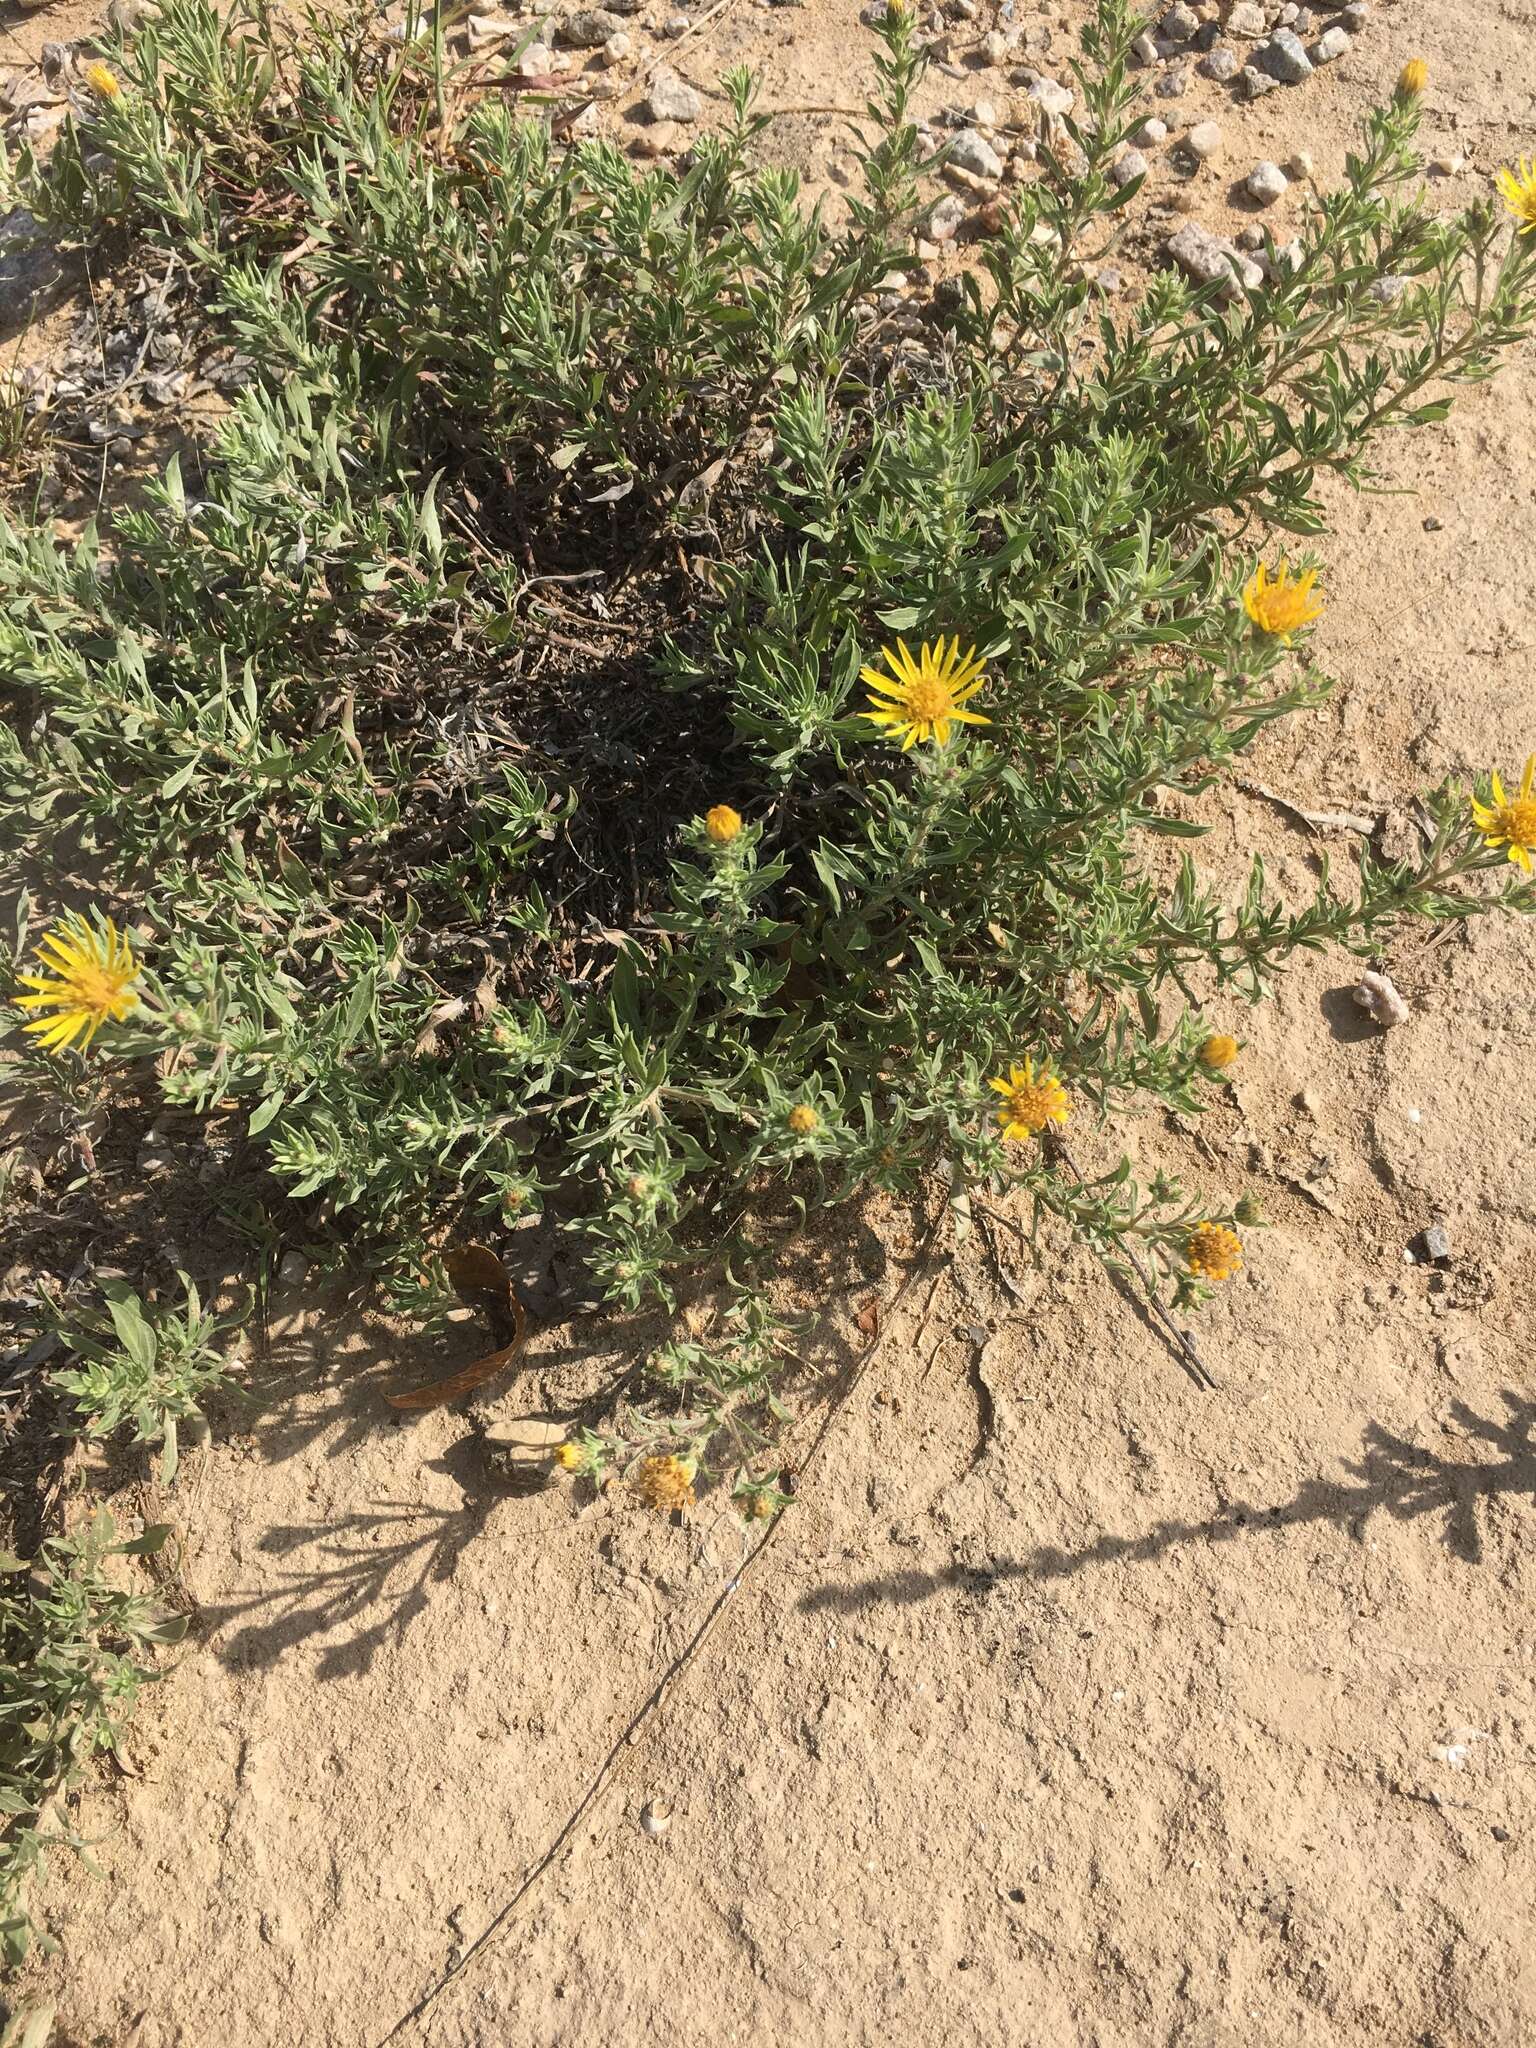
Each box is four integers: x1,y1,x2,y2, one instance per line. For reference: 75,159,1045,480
1246,159,1289,205
1185,119,1223,160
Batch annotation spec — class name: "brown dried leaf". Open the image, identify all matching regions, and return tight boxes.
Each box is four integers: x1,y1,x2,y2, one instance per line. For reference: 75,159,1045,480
444,1243,514,1298
386,1244,527,1410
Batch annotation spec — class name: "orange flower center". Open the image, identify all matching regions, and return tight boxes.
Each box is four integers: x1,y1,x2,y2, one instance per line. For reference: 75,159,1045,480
1494,796,1536,848
72,963,130,1020
904,677,952,724
1003,1083,1053,1131
1186,1224,1242,1280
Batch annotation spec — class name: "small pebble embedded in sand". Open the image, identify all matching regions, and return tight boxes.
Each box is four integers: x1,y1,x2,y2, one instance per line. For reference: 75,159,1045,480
1351,969,1409,1027
1186,120,1223,160
1246,160,1289,204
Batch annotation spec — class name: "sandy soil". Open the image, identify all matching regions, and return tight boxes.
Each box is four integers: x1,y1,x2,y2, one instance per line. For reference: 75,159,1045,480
6,0,1536,2042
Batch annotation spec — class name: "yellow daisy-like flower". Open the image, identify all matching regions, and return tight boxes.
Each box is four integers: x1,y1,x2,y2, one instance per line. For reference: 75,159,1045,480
989,1058,1069,1142
787,1103,820,1135
14,913,141,1053
1495,159,1536,234
705,804,742,845
1242,559,1325,644
83,60,121,99
1185,1222,1243,1283
553,1441,583,1472
1197,1033,1239,1073
860,636,992,750
633,1454,696,1514
1396,58,1428,98
1470,753,1536,873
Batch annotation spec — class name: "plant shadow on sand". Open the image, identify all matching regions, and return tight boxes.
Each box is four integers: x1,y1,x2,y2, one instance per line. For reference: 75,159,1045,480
799,1392,1536,1615
191,1210,888,1678
196,1433,504,1682
191,1315,655,1681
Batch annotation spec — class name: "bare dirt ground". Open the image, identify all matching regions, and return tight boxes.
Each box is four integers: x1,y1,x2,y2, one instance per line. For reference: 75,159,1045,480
5,0,1535,2042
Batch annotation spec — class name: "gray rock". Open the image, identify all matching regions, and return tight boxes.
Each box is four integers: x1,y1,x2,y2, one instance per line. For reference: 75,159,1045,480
661,12,689,35
1258,237,1304,278
1341,0,1369,27
1028,75,1074,117
88,415,128,445
1186,119,1223,159
1155,63,1190,97
1292,5,1314,30
0,207,64,311
948,126,1003,178
645,68,701,122
1109,148,1149,187
602,28,631,58
1367,274,1408,304
466,12,519,48
0,75,39,118
1161,2,1199,39
1311,24,1350,62
1132,29,1159,63
1240,63,1281,98
1132,117,1169,145
1199,45,1240,80
1246,159,1289,203
560,5,622,44
1286,148,1314,177
1421,1222,1452,1264
925,193,968,242
1226,0,1267,34
1263,28,1313,82
1166,220,1264,295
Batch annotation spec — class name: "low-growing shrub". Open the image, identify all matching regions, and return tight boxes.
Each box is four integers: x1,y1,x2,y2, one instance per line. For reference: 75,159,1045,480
46,1274,241,1484
0,1513,186,1962
2,1,1534,1510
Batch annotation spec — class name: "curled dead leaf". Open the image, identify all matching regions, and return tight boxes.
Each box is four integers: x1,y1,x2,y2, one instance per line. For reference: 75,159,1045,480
386,1243,528,1410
